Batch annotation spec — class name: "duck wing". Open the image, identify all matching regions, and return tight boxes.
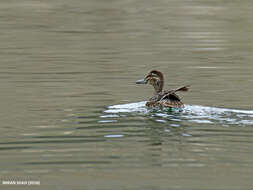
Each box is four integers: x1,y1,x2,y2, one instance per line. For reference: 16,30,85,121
173,85,190,92
164,85,190,94
159,93,184,108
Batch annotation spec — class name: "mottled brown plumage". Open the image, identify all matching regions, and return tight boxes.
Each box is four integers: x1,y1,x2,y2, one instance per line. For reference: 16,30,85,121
136,70,190,108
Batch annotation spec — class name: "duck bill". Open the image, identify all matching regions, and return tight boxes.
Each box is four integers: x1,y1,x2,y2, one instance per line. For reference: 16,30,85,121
136,78,147,84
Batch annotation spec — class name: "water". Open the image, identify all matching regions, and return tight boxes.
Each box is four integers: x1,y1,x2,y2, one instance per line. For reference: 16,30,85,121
1,0,253,189
106,102,253,126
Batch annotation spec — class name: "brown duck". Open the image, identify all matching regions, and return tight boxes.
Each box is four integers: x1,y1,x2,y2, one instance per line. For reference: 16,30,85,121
136,70,190,108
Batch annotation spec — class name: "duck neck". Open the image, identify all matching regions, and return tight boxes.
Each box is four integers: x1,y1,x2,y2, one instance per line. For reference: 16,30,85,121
153,80,163,94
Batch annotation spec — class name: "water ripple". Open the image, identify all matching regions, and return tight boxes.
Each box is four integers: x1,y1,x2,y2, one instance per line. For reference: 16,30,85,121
104,102,253,126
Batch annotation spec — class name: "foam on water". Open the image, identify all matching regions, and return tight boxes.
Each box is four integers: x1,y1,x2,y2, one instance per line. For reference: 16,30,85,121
103,101,253,126
105,101,148,113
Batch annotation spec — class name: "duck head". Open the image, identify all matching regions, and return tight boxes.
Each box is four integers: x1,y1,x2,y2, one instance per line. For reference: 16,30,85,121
136,70,164,93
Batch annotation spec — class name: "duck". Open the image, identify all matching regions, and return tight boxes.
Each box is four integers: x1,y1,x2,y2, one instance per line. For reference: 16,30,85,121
136,70,190,108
